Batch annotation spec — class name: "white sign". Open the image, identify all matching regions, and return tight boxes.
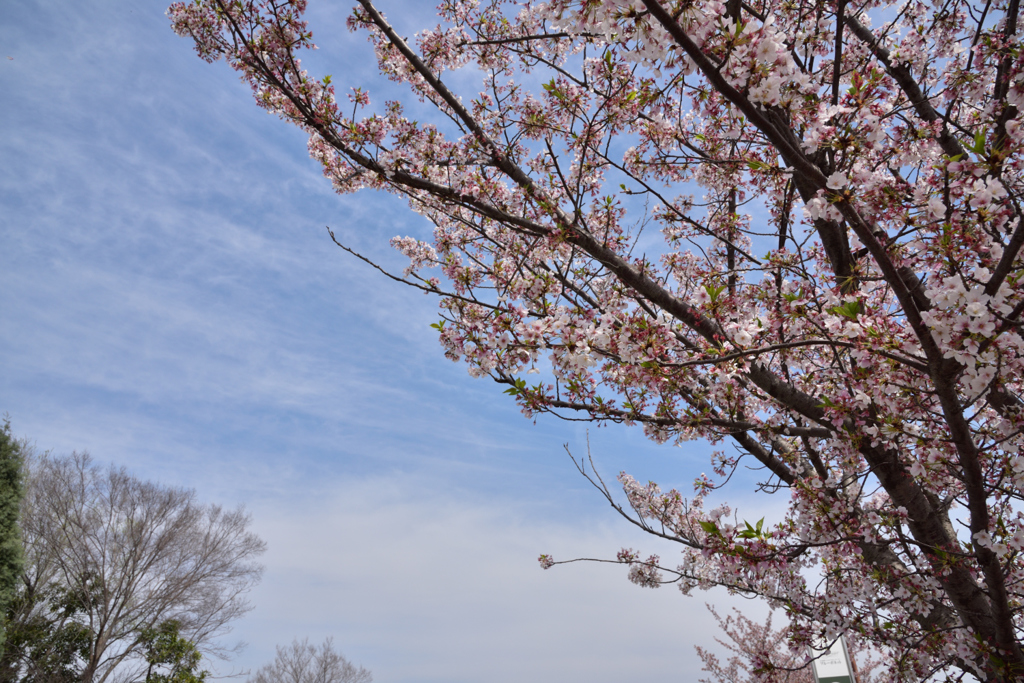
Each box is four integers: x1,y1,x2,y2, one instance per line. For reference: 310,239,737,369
810,636,856,683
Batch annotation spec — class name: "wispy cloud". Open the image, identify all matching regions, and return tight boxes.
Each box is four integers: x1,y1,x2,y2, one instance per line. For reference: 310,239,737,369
1,1,771,680
233,472,767,683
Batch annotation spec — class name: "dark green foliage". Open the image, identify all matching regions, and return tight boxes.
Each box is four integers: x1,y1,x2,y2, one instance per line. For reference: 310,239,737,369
140,621,206,683
0,422,25,658
0,583,93,683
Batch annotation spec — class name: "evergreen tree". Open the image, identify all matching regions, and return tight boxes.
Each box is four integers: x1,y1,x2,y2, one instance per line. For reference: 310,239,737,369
140,621,207,683
0,422,25,658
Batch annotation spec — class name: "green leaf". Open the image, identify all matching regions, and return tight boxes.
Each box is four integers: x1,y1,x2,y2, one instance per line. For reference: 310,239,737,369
829,300,861,319
429,320,445,331
970,130,987,155
737,517,765,539
704,283,727,303
503,377,527,396
699,520,720,536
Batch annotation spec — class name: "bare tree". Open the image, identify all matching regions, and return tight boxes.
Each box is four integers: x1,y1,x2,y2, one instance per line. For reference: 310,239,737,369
10,451,265,683
249,639,371,683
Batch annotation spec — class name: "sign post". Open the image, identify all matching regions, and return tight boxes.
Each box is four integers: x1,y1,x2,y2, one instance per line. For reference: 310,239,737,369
810,636,857,683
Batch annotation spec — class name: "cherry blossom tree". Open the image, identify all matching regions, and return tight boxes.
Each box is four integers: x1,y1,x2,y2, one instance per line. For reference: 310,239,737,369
169,0,1024,678
695,605,883,682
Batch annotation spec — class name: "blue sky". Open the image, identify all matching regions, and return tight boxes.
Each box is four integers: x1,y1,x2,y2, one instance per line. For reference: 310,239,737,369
1,1,777,680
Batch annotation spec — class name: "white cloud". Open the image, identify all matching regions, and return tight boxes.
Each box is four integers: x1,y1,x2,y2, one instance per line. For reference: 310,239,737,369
230,473,765,682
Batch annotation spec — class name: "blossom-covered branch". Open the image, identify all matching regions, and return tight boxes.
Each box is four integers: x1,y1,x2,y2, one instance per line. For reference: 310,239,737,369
170,0,1024,678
